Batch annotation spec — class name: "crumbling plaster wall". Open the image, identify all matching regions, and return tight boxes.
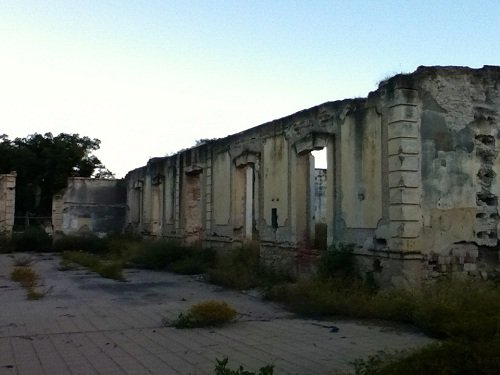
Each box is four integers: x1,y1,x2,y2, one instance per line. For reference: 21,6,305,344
52,178,126,236
125,97,386,263
0,173,16,234
416,67,500,278
124,65,500,286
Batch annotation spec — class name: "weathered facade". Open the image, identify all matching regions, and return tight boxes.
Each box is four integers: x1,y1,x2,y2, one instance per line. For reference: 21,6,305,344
0,172,16,235
124,65,500,286
52,177,126,237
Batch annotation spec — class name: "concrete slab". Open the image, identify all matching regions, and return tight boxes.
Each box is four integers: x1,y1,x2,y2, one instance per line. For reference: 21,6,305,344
0,253,432,374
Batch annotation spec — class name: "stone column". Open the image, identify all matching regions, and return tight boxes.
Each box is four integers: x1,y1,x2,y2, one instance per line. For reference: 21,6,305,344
205,150,213,233
387,87,422,253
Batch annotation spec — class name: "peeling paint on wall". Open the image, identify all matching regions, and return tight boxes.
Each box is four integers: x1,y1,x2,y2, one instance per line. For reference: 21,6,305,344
119,65,500,286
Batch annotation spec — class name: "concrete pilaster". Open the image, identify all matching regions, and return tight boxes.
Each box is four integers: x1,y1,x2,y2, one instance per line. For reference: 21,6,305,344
386,88,423,252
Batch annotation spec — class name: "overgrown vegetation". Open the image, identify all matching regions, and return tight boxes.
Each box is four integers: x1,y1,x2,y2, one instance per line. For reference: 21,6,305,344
8,229,499,373
208,245,291,290
130,239,215,273
61,251,124,280
12,227,52,252
10,265,46,300
164,301,237,329
56,235,217,281
350,339,500,375
53,233,108,254
214,357,274,375
265,243,500,374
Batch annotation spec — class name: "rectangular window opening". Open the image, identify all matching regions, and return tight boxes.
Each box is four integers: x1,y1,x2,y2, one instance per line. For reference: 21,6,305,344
271,208,278,229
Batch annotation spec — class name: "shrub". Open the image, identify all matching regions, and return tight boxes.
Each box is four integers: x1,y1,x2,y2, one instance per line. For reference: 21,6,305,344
352,339,500,375
209,246,260,290
26,288,45,300
166,247,215,274
214,357,274,375
62,251,100,268
412,279,500,340
10,265,46,300
131,240,195,270
53,234,107,254
12,227,52,252
317,242,357,280
367,288,416,323
105,233,143,262
268,277,373,317
269,275,500,343
11,266,38,288
0,232,14,253
95,261,124,280
167,301,237,328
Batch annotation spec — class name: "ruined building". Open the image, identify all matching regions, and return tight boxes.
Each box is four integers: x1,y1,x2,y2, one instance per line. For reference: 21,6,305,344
56,66,500,287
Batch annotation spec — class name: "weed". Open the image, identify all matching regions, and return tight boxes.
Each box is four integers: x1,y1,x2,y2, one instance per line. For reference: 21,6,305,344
11,266,38,288
58,258,77,271
95,261,124,280
10,265,46,300
352,339,500,375
0,232,14,253
317,242,357,280
214,357,274,375
62,251,100,268
131,240,195,270
167,300,237,329
26,287,45,300
61,251,124,280
53,234,107,254
209,246,260,290
411,279,500,340
12,227,52,252
168,256,206,274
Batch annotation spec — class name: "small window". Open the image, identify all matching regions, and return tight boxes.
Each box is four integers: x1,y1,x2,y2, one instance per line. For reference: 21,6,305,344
271,208,278,229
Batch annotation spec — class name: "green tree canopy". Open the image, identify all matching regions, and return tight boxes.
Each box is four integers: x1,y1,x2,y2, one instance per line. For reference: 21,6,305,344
0,133,113,216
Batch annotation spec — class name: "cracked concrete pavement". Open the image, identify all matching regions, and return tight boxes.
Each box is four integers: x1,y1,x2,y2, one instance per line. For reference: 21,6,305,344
0,253,432,374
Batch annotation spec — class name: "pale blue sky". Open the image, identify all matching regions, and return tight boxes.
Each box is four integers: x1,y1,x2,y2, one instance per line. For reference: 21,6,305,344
0,1,498,176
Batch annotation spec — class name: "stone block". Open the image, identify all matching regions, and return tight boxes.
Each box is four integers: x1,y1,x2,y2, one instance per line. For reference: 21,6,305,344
387,89,419,106
388,155,419,172
389,188,421,204
389,204,421,221
390,221,421,238
388,172,420,188
388,138,420,156
388,121,419,139
388,104,419,123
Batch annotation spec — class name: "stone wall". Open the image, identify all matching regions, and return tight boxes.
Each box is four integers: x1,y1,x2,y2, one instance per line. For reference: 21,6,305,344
52,178,126,236
0,173,16,235
124,65,500,286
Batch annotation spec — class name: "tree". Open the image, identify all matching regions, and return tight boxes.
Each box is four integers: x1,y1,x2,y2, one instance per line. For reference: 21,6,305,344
0,133,113,216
